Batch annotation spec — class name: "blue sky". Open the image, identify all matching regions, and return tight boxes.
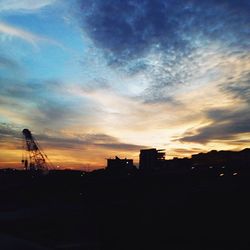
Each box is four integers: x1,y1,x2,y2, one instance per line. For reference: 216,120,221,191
0,0,250,169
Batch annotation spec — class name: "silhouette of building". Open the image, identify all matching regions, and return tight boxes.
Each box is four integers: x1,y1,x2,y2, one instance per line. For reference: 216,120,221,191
139,148,165,171
191,148,250,169
106,156,135,174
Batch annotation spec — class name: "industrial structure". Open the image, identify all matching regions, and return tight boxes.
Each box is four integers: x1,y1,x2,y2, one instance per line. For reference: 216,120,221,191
21,129,52,171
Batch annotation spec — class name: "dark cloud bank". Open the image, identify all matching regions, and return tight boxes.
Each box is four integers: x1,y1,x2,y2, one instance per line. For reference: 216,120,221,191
180,108,250,144
79,0,250,65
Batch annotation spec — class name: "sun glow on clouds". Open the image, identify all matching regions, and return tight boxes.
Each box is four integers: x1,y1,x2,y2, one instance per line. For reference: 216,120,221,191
0,0,250,169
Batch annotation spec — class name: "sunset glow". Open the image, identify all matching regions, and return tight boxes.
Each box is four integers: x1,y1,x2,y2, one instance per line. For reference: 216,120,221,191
0,0,249,169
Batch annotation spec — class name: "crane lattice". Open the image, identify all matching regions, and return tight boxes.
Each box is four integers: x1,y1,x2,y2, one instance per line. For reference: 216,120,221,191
21,129,52,171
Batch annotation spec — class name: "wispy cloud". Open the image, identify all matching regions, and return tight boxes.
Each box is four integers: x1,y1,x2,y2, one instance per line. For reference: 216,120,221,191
0,122,145,156
179,105,250,144
0,22,63,47
0,0,57,12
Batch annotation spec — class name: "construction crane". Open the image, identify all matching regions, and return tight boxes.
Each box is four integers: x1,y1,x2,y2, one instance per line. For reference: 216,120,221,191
21,129,53,171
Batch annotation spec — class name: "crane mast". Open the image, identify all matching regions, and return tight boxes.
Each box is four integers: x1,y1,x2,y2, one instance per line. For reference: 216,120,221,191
22,129,50,171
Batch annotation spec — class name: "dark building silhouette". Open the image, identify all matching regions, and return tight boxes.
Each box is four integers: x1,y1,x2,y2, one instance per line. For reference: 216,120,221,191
106,156,135,174
191,148,250,169
139,148,250,174
139,148,165,171
164,157,191,173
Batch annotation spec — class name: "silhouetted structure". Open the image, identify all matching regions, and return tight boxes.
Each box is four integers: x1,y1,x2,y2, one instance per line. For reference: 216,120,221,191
139,148,165,171
138,148,250,174
191,148,250,169
106,156,135,174
22,129,52,171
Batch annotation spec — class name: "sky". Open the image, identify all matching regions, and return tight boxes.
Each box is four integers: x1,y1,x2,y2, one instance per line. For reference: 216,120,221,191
0,0,249,170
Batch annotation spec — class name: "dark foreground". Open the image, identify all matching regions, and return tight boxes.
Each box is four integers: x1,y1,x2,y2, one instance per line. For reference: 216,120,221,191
0,167,250,250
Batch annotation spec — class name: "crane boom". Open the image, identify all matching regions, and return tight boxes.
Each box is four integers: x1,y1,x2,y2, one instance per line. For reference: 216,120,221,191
22,129,51,171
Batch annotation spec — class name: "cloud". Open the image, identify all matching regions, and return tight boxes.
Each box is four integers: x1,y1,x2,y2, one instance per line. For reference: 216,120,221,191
79,0,249,63
33,131,119,150
223,72,250,104
0,22,40,46
179,107,250,144
78,0,250,103
0,123,22,142
0,77,80,128
177,52,250,144
0,22,63,47
0,122,145,153
0,123,19,136
94,142,145,151
79,0,186,63
0,0,57,12
168,147,203,158
41,134,144,152
0,77,63,98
